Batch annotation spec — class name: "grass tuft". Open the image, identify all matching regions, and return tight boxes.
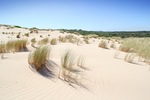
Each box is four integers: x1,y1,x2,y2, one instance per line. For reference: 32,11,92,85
99,40,108,49
59,49,87,85
6,39,28,52
0,42,6,59
38,38,49,45
50,38,57,45
28,45,52,70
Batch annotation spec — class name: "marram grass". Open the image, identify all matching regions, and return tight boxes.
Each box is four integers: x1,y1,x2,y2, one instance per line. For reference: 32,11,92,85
28,45,51,70
6,39,28,52
59,49,86,84
50,38,57,45
0,42,6,59
99,40,108,49
119,38,150,64
38,38,49,45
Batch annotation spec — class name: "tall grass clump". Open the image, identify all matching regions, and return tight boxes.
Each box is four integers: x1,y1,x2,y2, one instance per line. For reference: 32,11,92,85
24,33,30,37
6,40,15,52
38,38,49,45
6,39,28,52
119,38,137,52
59,36,66,43
58,35,78,44
124,53,136,63
0,42,6,59
50,38,57,45
59,50,87,85
14,39,28,52
110,42,117,49
31,38,37,48
99,40,108,49
119,38,150,64
16,33,21,38
28,45,52,70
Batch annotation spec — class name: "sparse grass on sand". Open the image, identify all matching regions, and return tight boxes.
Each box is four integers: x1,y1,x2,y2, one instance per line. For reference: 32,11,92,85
58,35,79,44
31,38,37,48
118,38,150,64
110,42,117,49
0,42,6,59
84,38,89,44
24,33,29,37
99,40,108,49
50,38,57,45
59,36,67,43
6,39,28,52
16,33,21,38
124,53,136,63
38,38,49,45
59,49,87,85
28,45,51,70
119,38,136,52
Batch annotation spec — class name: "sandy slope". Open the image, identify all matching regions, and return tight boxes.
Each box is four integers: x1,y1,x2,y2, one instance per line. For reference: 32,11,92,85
0,28,150,100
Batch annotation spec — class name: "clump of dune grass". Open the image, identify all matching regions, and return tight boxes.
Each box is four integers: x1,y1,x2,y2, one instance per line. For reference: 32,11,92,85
28,45,52,70
38,38,49,45
65,35,78,44
50,38,57,45
59,50,76,81
14,39,28,52
40,35,43,38
117,38,150,65
77,56,88,70
0,42,6,59
119,38,137,52
31,38,36,43
84,38,89,44
24,33,29,37
58,35,79,44
59,50,87,86
124,53,136,63
6,40,15,53
59,36,67,43
6,39,28,52
16,33,21,38
99,40,108,49
110,42,117,49
31,38,37,48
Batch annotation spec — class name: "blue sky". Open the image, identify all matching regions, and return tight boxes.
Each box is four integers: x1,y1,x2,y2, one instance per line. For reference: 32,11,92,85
0,0,150,31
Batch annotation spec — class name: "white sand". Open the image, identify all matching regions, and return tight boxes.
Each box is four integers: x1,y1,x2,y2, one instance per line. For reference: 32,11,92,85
0,26,150,100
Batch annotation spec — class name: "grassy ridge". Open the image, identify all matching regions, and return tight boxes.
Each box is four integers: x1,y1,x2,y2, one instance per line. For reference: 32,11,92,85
119,38,150,63
60,29,150,38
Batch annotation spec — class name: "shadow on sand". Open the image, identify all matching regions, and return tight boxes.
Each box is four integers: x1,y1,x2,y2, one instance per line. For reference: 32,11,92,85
29,59,91,92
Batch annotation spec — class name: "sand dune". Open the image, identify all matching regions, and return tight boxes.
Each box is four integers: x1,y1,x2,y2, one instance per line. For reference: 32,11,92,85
0,27,150,100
